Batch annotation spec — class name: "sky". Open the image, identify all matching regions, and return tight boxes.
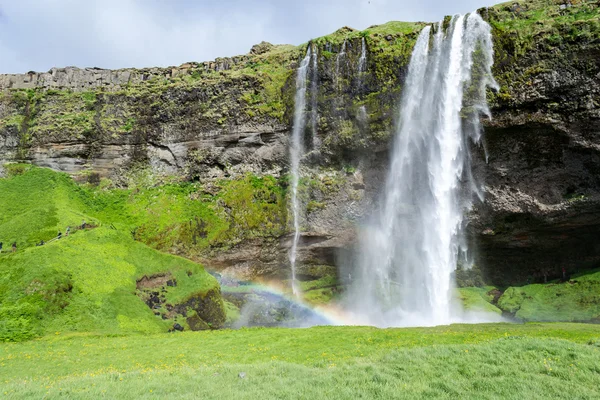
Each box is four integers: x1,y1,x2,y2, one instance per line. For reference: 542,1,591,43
0,0,499,74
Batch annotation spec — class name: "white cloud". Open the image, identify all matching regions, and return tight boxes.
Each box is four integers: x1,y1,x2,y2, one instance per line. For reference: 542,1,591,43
0,0,499,73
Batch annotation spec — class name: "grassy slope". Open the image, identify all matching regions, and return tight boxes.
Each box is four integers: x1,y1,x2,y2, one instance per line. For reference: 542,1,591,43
0,323,599,399
498,270,600,322
0,166,98,249
456,270,600,322
458,287,502,315
0,167,222,341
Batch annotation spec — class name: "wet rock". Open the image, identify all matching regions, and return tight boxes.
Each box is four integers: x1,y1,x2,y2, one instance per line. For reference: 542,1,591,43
187,314,211,331
173,323,184,332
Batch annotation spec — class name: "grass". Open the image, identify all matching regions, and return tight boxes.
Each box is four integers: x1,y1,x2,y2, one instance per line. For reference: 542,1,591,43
83,170,288,256
489,0,600,100
458,287,502,315
0,165,98,250
0,167,223,341
298,275,340,306
491,0,600,37
0,228,220,341
0,323,599,398
0,165,287,256
497,270,600,322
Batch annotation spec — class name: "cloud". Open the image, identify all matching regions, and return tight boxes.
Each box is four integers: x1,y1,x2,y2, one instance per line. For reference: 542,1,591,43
0,0,499,73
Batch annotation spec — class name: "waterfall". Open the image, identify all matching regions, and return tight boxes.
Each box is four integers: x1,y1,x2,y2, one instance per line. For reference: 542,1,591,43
357,37,368,124
357,37,367,76
289,45,313,296
309,46,319,148
346,14,498,327
335,40,347,90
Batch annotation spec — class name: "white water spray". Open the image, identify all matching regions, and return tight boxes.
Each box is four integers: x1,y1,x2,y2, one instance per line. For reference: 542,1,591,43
346,14,498,327
289,46,314,296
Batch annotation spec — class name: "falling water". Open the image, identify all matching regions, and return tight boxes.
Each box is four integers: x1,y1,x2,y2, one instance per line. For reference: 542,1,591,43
357,37,367,75
346,14,498,327
357,37,368,124
289,46,313,296
309,46,319,148
335,40,347,89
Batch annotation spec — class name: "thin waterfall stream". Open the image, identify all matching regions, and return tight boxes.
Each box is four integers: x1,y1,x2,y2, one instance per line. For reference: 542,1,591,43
309,46,319,149
289,45,316,297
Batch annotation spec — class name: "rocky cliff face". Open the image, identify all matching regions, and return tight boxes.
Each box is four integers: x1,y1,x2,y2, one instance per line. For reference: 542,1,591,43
473,1,600,285
1,0,599,289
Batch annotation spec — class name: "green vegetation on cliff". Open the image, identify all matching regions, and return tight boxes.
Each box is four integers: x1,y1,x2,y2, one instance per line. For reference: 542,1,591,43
1,323,599,399
83,169,288,256
488,0,600,106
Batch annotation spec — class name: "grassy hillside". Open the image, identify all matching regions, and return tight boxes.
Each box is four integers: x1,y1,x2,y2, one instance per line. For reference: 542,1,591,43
458,287,503,315
457,270,600,323
0,323,599,399
82,169,287,257
497,270,600,322
0,166,225,341
0,165,98,250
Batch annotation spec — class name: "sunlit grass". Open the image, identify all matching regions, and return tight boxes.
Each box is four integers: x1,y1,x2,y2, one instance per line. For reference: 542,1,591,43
0,323,599,399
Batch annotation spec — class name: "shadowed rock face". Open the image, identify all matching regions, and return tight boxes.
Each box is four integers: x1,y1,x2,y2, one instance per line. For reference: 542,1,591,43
470,122,600,285
1,3,600,288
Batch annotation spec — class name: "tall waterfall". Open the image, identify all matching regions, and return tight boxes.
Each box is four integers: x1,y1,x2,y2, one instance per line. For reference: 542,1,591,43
346,14,498,327
289,45,314,296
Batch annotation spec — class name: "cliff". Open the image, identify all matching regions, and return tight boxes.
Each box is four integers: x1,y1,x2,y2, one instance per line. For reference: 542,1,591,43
1,0,599,290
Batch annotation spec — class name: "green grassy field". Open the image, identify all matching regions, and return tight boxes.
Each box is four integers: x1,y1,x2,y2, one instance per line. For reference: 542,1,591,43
0,323,599,399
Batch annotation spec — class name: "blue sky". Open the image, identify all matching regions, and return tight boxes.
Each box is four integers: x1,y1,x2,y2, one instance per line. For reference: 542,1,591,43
0,0,499,73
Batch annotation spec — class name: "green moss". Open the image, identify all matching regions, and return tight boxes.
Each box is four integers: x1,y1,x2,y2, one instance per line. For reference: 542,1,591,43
299,275,340,306
457,287,502,315
122,117,135,132
306,200,326,213
497,270,600,322
82,171,287,255
0,114,25,129
303,288,338,306
224,300,241,326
